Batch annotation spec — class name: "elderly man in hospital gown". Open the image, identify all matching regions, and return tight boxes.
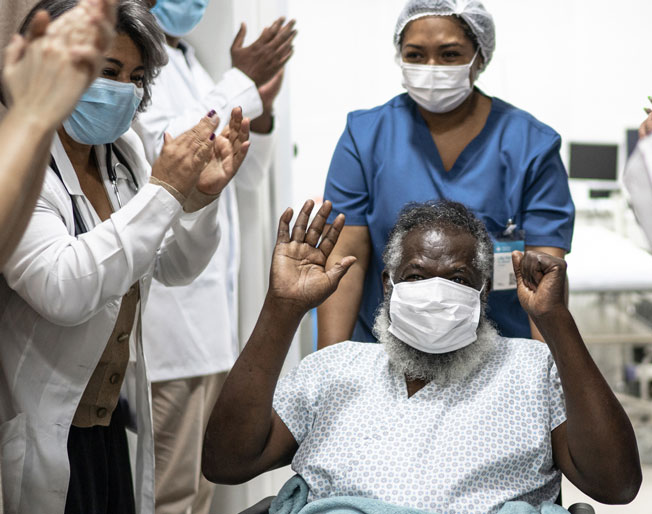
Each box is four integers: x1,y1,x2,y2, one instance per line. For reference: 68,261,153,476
131,1,296,513
202,199,641,513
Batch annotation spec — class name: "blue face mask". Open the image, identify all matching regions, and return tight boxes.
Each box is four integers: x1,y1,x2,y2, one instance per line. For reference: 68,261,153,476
63,78,143,145
151,0,210,38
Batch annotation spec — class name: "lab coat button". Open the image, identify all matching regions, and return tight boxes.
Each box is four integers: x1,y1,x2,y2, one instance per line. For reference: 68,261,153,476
117,333,129,343
97,407,107,418
109,373,120,385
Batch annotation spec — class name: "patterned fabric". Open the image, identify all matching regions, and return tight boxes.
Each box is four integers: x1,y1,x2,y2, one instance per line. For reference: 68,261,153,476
273,337,566,514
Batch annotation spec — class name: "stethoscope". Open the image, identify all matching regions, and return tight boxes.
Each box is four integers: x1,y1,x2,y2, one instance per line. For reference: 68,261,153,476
50,143,139,235
105,143,138,209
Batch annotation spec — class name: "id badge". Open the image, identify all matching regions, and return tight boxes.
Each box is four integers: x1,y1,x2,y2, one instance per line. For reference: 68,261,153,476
492,221,525,291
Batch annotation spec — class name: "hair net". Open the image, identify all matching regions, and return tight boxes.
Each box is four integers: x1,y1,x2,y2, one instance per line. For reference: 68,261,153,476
394,0,496,68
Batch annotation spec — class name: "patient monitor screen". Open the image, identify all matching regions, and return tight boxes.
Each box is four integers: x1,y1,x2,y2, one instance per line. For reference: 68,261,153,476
569,143,618,181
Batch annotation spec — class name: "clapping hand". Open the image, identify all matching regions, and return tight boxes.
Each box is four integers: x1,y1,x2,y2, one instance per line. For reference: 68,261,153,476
267,200,356,316
195,107,251,196
258,69,284,113
230,17,296,87
512,251,567,321
3,0,116,125
44,0,116,79
151,112,222,198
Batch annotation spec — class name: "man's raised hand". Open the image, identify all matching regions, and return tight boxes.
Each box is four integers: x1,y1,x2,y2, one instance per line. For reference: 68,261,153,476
512,250,567,322
267,200,356,316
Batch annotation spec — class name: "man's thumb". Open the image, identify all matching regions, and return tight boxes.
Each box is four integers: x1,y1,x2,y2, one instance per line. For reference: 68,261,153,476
326,256,356,288
511,250,524,285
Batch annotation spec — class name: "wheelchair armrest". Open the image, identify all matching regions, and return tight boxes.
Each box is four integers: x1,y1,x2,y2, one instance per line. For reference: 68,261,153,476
568,503,595,514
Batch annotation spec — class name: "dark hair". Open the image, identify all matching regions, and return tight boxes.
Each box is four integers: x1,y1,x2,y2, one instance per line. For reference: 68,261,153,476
20,0,167,111
382,199,493,287
399,14,479,53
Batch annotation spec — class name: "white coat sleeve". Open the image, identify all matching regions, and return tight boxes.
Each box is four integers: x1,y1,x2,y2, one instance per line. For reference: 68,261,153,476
153,200,221,287
2,173,218,327
135,68,263,164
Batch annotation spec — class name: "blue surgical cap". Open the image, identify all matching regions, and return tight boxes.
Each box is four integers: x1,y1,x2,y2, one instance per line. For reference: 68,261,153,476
394,0,496,69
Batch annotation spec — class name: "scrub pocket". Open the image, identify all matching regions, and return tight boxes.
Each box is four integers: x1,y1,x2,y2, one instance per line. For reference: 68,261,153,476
0,412,27,513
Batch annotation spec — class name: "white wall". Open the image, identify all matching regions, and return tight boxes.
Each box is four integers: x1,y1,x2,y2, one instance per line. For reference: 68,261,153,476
186,0,234,79
287,0,652,205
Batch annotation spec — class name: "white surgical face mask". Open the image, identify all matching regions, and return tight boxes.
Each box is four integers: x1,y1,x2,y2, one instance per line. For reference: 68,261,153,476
388,276,482,354
400,49,479,113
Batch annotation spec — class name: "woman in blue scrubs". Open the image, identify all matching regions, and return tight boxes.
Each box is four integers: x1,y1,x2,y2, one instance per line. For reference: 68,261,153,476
318,0,574,347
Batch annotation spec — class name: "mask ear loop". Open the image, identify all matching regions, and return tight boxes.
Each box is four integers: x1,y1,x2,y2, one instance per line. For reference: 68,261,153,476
467,47,481,82
469,47,480,65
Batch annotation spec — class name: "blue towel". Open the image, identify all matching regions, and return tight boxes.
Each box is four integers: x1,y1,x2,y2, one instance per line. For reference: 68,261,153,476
498,501,569,514
269,474,309,514
269,475,434,514
269,475,570,514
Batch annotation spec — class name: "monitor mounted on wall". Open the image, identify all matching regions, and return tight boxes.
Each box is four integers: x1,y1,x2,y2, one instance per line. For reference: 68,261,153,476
569,143,618,181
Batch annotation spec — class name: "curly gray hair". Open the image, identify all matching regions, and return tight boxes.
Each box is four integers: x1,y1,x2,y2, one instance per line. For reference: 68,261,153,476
20,0,168,112
382,200,493,290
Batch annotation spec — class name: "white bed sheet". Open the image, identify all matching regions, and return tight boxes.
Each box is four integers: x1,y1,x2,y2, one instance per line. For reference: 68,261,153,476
566,225,652,293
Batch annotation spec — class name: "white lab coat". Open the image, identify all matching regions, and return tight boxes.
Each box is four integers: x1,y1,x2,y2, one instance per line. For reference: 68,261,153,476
624,134,652,248
0,129,221,514
133,41,274,381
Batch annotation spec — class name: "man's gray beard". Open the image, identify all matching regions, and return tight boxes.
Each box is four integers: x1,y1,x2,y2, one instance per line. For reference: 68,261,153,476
373,296,498,386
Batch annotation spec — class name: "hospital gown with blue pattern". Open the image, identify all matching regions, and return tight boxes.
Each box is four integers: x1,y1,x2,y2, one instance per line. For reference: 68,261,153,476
273,337,566,514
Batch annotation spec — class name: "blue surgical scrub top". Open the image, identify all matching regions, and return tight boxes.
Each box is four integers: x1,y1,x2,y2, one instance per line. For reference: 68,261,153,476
324,93,575,341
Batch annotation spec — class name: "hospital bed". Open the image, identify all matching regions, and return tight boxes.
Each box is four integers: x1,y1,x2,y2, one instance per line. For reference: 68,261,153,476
566,224,652,403
566,224,652,346
566,223,652,469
